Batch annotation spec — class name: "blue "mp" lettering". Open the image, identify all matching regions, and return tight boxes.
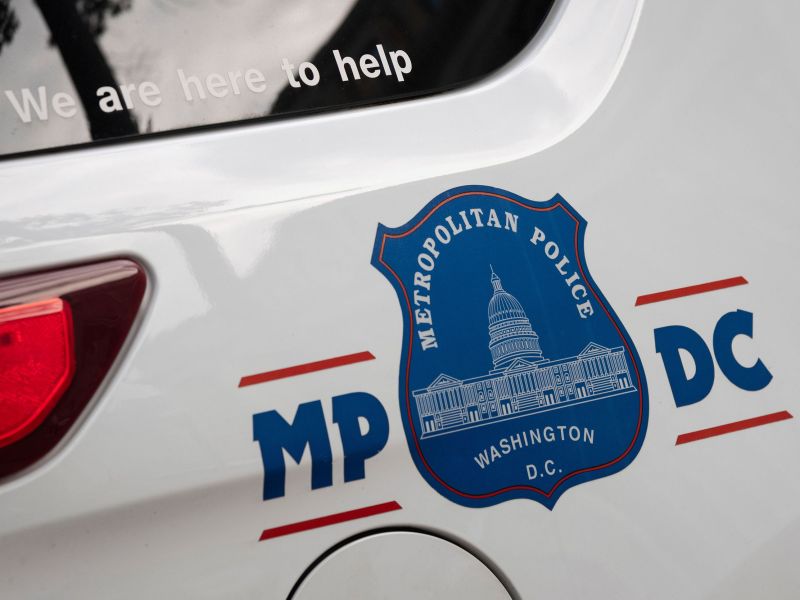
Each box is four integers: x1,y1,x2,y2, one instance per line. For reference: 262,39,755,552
253,392,389,500
654,309,772,407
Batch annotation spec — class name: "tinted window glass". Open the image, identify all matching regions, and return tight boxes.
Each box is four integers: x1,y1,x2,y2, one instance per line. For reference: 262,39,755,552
0,0,554,157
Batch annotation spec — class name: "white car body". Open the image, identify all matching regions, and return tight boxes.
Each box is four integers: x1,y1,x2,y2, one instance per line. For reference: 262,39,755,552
1,0,799,597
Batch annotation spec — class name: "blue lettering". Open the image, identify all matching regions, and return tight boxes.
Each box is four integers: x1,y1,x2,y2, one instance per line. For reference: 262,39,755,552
332,392,390,482
655,325,715,407
253,400,332,500
713,310,772,392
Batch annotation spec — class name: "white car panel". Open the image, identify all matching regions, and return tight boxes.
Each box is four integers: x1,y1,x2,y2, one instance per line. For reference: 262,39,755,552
1,0,799,598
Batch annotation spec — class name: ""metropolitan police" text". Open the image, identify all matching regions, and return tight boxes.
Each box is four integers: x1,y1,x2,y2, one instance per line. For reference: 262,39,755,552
411,208,595,351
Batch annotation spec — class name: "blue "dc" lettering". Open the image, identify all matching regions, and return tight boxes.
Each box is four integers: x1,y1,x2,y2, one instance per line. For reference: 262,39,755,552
253,392,389,500
654,309,773,407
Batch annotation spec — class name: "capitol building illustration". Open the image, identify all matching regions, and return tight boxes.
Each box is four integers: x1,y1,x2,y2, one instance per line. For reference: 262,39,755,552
413,269,636,438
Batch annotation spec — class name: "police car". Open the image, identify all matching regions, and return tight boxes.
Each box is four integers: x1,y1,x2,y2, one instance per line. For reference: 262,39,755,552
1,0,798,598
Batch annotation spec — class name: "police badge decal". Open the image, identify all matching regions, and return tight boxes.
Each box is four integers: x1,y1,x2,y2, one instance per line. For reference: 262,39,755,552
372,186,648,509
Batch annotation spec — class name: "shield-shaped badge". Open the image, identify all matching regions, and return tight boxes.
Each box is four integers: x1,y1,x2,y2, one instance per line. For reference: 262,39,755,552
372,186,648,509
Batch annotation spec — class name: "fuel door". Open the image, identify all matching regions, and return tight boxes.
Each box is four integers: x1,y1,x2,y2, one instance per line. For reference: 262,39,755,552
292,531,513,599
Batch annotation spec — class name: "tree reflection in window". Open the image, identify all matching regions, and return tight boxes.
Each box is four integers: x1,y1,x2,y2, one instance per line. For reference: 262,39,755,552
2,0,137,139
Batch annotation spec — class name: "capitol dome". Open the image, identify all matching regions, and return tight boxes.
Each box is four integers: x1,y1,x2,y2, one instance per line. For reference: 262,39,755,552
487,268,544,370
488,276,527,326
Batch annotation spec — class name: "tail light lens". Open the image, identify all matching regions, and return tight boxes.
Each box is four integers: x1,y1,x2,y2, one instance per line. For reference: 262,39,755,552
0,299,76,449
0,260,146,478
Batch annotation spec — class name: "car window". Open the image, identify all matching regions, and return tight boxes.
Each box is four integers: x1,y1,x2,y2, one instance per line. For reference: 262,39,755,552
0,0,554,158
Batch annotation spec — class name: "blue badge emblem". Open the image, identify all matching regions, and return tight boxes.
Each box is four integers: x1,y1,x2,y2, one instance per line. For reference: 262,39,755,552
371,186,648,509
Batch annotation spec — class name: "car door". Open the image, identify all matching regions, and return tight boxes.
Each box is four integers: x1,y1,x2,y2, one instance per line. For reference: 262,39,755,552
1,0,799,598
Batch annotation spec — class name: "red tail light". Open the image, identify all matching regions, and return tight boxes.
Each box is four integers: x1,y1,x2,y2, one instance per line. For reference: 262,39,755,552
0,260,146,478
0,299,76,448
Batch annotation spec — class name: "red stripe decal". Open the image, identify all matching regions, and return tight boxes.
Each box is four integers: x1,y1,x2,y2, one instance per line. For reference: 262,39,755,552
258,501,402,541
239,351,375,388
676,410,793,445
635,276,748,306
